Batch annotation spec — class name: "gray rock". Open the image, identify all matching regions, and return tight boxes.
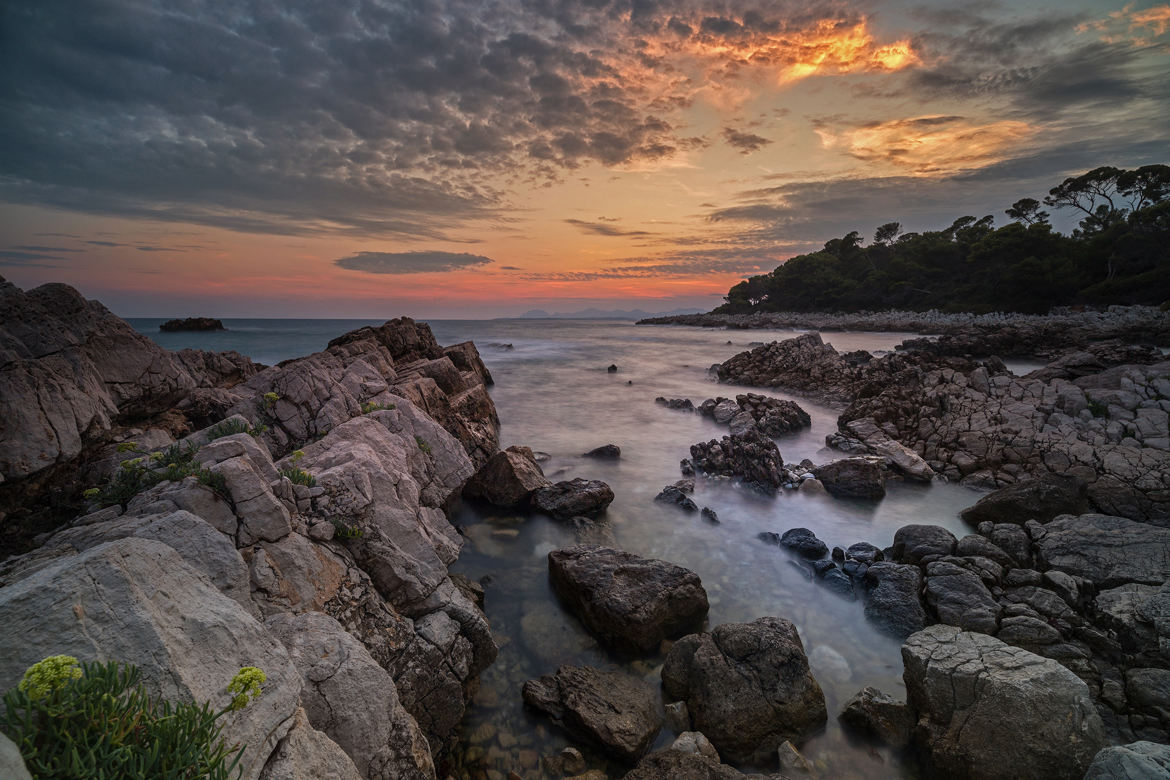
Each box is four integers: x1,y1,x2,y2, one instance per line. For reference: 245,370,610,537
1084,741,1170,779
863,562,927,639
688,429,786,491
522,665,662,763
892,524,957,564
462,447,550,508
662,617,826,764
0,538,300,780
0,732,31,780
779,527,828,559
670,731,720,761
1033,514,1170,587
812,457,886,499
902,624,1107,780
955,534,1015,569
924,561,1002,634
548,546,709,653
623,749,743,780
266,612,435,780
656,484,699,511
843,417,936,482
838,686,913,749
959,473,1089,526
532,478,615,519
259,707,363,780
583,444,621,459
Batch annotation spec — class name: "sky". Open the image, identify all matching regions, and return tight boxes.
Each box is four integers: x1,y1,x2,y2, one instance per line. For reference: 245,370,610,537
1,0,1168,318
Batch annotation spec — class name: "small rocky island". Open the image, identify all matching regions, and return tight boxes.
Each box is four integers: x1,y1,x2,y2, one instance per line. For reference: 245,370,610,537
160,316,226,332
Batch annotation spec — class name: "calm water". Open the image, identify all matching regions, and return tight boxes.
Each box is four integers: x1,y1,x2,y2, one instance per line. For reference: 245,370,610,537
132,318,986,778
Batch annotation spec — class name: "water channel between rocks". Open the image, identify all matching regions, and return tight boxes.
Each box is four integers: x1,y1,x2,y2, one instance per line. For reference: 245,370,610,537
427,320,986,780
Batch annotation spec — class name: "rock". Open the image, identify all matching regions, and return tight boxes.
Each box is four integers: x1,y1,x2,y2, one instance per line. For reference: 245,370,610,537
664,701,691,733
463,447,550,508
0,538,300,780
955,534,1015,569
959,473,1090,526
608,364,618,373
842,417,935,482
0,732,31,780
924,561,1002,634
809,644,852,684
656,397,695,412
670,731,720,760
778,527,828,559
700,507,719,523
986,523,1032,567
656,485,699,512
532,478,615,519
160,316,225,332
623,749,743,780
1033,514,1170,587
560,746,586,775
838,686,913,749
548,546,709,653
902,624,1107,779
892,524,958,564
688,430,785,491
522,665,661,763
259,707,363,780
863,562,928,639
845,541,884,564
661,617,827,764
583,444,621,459
812,457,886,500
1084,741,1170,779
265,612,434,780
698,394,810,437
820,567,856,598
776,740,812,775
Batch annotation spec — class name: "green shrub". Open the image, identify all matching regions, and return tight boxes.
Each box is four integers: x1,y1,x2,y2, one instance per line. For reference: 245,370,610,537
262,392,280,410
1,655,265,779
330,518,364,539
1087,400,1108,418
90,442,231,509
278,467,316,488
206,419,253,440
361,401,396,414
414,435,432,454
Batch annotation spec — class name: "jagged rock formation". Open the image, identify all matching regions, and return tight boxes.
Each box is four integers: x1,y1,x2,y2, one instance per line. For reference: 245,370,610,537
160,317,226,332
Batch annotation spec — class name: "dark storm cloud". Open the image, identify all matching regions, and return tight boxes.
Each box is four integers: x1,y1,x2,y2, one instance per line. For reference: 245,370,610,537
721,127,773,154
565,219,655,236
334,250,494,274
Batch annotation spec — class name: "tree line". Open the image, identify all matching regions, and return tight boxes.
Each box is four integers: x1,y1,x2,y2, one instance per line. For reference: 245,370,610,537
716,165,1170,315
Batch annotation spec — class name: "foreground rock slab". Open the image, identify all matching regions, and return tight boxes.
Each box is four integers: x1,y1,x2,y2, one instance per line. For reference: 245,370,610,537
549,546,709,653
902,624,1106,780
1032,513,1170,587
623,748,743,780
522,665,661,763
661,616,826,764
1084,741,1170,779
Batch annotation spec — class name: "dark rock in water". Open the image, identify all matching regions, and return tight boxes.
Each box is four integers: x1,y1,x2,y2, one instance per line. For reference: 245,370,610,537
656,397,695,412
656,485,698,511
821,568,856,599
548,546,709,653
985,523,1032,568
700,507,719,523
892,524,958,564
662,617,827,764
583,444,621,459
532,478,614,519
689,429,784,491
811,559,836,577
757,531,781,545
566,516,618,547
955,534,1016,569
160,317,225,332
846,542,884,564
779,527,828,559
680,459,695,477
863,562,928,639
923,561,1002,634
697,394,811,437
522,665,662,763
812,457,886,500
674,478,695,494
959,473,1089,526
463,446,550,508
838,686,914,749
624,748,743,780
1084,741,1170,779
487,342,514,351
607,364,619,373
902,625,1107,780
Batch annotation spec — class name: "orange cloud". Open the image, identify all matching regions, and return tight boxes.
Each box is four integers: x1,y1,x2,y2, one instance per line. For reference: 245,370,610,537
817,116,1034,176
1079,3,1170,43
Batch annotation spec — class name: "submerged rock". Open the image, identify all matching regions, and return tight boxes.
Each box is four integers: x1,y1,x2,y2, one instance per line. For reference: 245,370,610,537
583,444,621,459
838,686,913,749
812,457,886,500
532,478,615,519
522,665,661,763
661,617,826,764
778,527,828,559
548,546,709,653
656,484,698,511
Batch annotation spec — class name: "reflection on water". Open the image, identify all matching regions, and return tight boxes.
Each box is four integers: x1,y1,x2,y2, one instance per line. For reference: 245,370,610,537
430,321,984,780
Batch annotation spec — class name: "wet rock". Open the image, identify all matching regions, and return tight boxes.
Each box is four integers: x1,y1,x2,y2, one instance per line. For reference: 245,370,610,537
656,397,695,412
522,665,661,763
959,473,1090,526
688,430,785,491
532,478,615,519
1033,514,1170,587
670,731,720,761
623,749,743,780
892,524,958,564
776,740,812,775
845,542,884,565
838,687,913,749
779,527,828,559
700,507,719,523
664,701,691,733
809,644,852,684
607,364,618,373
548,546,709,653
842,417,935,482
583,444,621,459
955,534,1015,569
902,624,1107,780
757,531,781,545
656,485,698,512
698,394,811,437
661,617,827,764
820,567,856,599
924,561,1002,634
1084,741,1170,779
812,457,886,500
863,562,927,639
985,523,1032,568
463,447,550,508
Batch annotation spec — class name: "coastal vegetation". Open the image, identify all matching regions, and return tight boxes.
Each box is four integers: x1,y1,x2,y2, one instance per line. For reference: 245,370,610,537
718,165,1170,314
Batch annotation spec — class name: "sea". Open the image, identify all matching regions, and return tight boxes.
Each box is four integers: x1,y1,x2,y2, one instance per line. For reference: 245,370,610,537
130,317,994,779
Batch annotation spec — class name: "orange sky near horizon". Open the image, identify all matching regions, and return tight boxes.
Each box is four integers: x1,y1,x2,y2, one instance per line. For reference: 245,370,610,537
1,0,1168,317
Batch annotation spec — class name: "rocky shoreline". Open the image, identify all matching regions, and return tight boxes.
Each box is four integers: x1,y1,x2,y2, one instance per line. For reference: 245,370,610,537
3,277,1170,779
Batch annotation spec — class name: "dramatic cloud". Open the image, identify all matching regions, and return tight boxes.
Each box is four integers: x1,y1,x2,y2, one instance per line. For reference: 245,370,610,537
565,219,654,236
722,127,773,154
334,250,494,275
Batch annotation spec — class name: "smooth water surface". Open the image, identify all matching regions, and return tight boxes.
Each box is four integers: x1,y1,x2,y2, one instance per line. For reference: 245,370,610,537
133,318,985,778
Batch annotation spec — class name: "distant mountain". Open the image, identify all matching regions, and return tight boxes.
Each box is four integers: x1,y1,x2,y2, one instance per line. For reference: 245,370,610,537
515,307,704,320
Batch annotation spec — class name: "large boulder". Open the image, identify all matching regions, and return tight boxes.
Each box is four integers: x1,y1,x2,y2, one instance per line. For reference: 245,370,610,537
959,473,1089,526
1033,514,1170,588
0,538,300,780
902,624,1106,779
862,562,928,638
923,561,1002,634
778,528,828,559
838,687,913,749
548,546,709,653
532,478,615,519
1084,741,1170,779
265,612,435,780
812,457,886,500
891,524,957,564
688,430,785,491
661,617,826,764
522,665,661,763
462,446,550,508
